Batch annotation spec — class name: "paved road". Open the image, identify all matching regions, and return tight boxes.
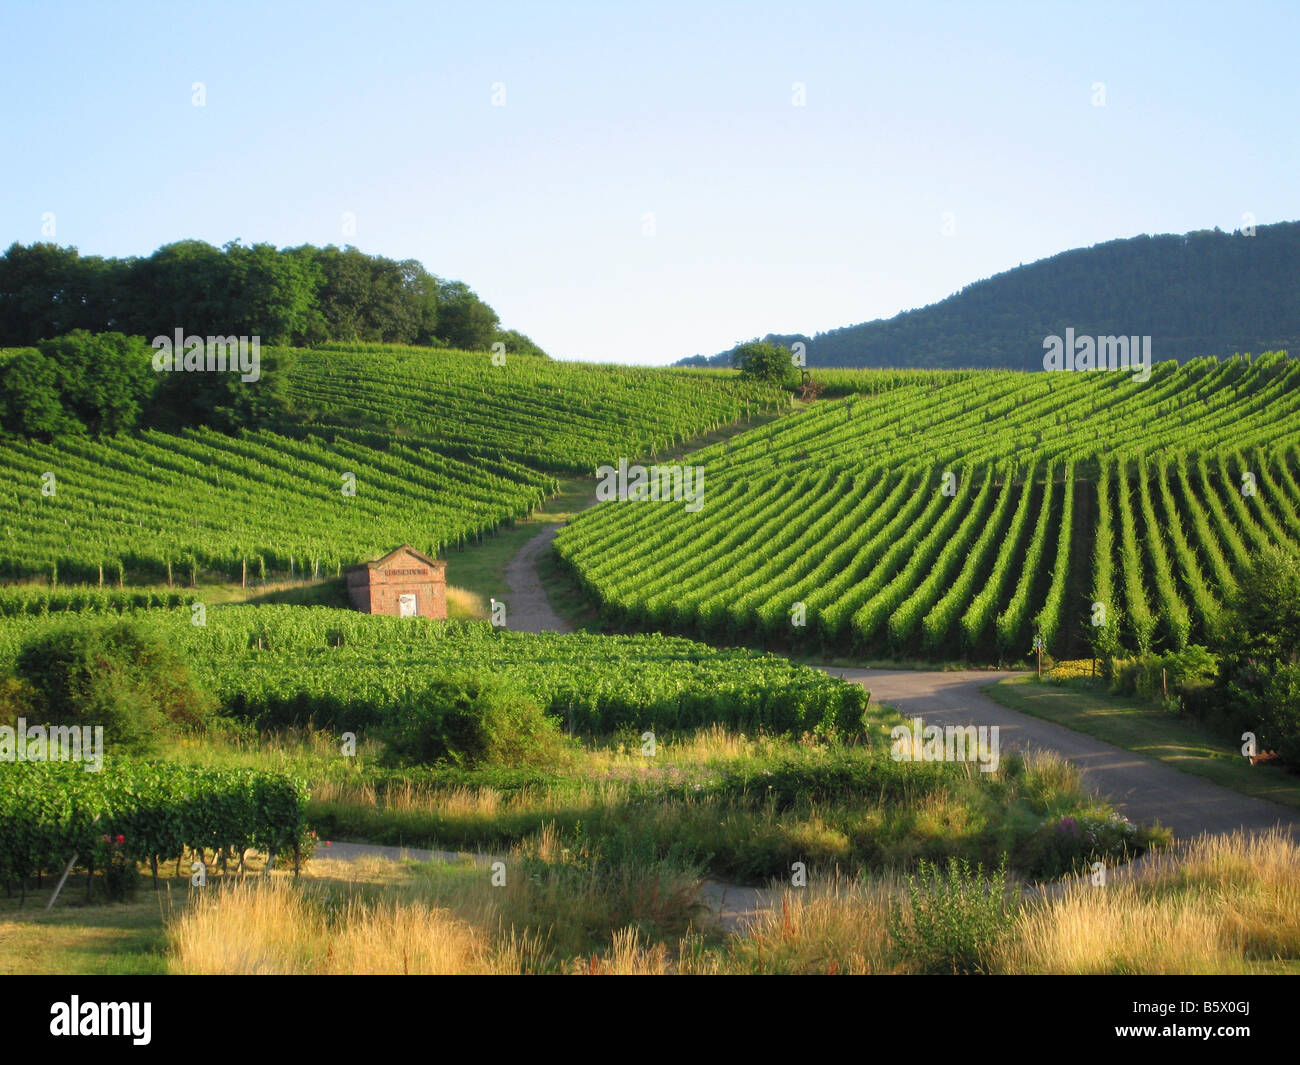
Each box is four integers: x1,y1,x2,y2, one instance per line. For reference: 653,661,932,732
823,667,1300,842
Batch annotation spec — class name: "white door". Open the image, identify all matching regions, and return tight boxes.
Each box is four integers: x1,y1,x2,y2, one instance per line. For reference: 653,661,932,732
398,593,417,617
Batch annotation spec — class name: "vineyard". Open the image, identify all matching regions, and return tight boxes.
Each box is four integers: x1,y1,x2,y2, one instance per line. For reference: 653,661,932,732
292,344,786,472
2,345,1297,663
0,761,310,896
0,345,785,583
555,354,1300,660
0,607,867,736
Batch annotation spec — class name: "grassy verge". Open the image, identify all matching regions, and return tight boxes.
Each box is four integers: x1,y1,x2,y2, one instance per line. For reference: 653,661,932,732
156,709,1170,887
793,654,1000,672
0,894,173,975
985,674,1300,810
11,827,1294,975
7,719,1294,976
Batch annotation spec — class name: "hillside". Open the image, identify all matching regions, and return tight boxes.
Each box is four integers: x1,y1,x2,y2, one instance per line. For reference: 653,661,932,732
0,344,784,582
680,221,1300,370
556,353,1300,661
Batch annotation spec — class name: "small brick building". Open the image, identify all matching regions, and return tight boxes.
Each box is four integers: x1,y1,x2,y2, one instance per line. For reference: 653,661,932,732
346,545,447,619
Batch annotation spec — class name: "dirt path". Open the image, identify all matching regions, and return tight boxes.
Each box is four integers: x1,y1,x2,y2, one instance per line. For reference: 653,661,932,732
824,667,1300,842
311,840,772,932
503,524,572,633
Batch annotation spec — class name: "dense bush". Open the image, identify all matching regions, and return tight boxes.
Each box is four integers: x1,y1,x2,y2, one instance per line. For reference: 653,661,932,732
0,331,153,439
1019,810,1141,879
1107,644,1219,709
1214,545,1300,764
12,619,216,752
701,746,950,809
730,339,799,386
380,673,575,770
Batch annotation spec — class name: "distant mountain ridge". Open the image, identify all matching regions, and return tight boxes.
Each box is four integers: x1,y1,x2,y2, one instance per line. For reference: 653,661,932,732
679,221,1300,370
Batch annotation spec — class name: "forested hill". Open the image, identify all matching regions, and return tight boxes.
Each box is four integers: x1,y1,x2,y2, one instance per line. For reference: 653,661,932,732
680,221,1300,370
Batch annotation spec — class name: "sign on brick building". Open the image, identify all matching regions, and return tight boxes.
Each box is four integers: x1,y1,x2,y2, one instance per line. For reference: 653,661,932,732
346,545,447,619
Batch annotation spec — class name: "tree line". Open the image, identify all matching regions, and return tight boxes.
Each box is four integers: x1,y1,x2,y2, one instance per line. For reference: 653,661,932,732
0,239,547,356
0,330,300,438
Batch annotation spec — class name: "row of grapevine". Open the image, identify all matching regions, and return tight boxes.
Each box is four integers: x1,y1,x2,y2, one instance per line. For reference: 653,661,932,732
857,467,996,649
1090,458,1121,656
1152,458,1221,639
752,471,922,637
1113,460,1158,653
813,470,949,641
677,353,1300,481
0,341,787,583
0,761,309,888
958,461,1040,649
0,428,553,581
995,463,1059,653
1032,461,1076,651
290,345,789,473
920,463,1019,650
0,586,191,617
1136,459,1192,650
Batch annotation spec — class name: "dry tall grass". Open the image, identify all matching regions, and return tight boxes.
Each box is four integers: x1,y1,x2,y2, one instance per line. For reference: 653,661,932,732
697,877,899,974
1000,829,1300,974
168,800,1299,974
168,877,539,974
637,830,1300,975
168,821,704,974
445,586,486,620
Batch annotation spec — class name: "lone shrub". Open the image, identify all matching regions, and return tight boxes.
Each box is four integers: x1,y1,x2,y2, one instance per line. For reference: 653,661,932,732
887,855,1014,974
382,672,573,769
1216,544,1300,764
730,340,799,387
15,619,217,753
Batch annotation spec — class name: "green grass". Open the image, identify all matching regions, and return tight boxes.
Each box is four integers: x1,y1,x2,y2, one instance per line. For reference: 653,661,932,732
793,654,1003,672
300,719,1166,885
985,675,1300,809
0,877,182,974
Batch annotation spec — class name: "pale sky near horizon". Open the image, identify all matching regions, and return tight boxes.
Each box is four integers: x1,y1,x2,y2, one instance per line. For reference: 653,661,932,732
1,1,1296,364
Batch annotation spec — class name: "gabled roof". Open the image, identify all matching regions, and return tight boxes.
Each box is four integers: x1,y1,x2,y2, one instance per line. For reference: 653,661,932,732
346,544,443,572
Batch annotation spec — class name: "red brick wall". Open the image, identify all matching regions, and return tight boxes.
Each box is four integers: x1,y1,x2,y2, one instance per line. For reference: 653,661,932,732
346,556,447,619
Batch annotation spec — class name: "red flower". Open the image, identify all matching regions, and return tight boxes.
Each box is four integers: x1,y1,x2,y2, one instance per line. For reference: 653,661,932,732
115,834,125,844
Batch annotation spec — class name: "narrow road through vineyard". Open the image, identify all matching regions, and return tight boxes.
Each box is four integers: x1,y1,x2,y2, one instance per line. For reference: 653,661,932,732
823,668,1300,841
507,524,1300,842
503,524,573,633
315,525,1299,935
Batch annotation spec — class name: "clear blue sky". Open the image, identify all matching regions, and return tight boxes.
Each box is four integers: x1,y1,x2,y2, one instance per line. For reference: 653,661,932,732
1,1,1296,364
